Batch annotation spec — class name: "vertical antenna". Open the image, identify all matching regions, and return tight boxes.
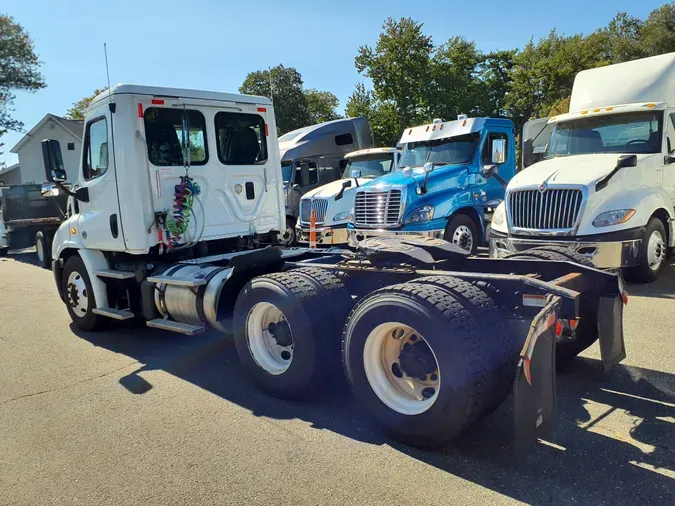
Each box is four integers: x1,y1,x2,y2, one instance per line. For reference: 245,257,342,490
104,43,112,101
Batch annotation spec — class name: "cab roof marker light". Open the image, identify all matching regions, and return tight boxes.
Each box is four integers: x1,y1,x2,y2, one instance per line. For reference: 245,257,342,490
439,123,443,130
408,129,412,134
593,108,600,112
432,125,436,131
426,126,430,132
645,103,656,108
581,110,588,115
606,107,614,111
462,120,467,126
550,116,556,121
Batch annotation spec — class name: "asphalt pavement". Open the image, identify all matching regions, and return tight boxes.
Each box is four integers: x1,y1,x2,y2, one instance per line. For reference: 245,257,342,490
0,251,674,505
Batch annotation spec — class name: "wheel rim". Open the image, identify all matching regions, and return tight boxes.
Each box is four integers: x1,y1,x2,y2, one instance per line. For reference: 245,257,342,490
452,225,473,252
363,322,440,415
66,271,89,316
647,230,666,271
246,302,294,375
278,225,294,246
36,239,44,263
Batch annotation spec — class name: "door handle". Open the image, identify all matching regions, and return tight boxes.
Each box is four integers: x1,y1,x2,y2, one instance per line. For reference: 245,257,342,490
245,182,255,200
110,214,119,238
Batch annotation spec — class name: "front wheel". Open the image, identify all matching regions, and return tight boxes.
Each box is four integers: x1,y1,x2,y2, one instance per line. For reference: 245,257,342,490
35,231,51,269
62,256,106,332
625,218,667,283
444,215,478,255
277,217,297,247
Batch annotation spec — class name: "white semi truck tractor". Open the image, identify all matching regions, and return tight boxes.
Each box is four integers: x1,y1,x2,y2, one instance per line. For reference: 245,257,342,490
490,53,675,282
43,84,627,449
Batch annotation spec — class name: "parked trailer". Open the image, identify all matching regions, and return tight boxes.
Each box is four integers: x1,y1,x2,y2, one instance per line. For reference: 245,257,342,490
42,85,626,449
0,184,67,267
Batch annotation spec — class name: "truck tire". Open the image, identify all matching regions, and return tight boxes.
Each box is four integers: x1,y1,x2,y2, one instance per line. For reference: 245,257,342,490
444,214,478,255
0,248,7,257
625,217,667,283
278,217,297,247
233,271,339,399
62,256,107,332
505,249,599,365
35,231,51,269
408,276,518,410
342,282,493,447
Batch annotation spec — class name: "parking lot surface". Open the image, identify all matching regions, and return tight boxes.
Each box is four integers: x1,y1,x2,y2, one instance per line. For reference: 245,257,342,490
1,252,674,505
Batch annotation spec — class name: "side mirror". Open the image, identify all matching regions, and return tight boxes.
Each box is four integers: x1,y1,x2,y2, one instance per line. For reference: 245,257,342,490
350,168,362,179
40,183,60,198
522,139,534,169
41,139,67,182
491,138,506,164
299,162,311,186
665,155,675,165
617,154,637,168
402,167,413,178
482,164,498,179
423,162,434,174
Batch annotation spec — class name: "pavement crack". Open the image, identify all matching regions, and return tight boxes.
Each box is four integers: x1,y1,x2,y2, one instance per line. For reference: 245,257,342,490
0,361,141,407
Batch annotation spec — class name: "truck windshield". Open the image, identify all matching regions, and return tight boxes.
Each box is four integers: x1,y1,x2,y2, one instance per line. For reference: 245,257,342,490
399,134,479,168
545,112,662,159
341,154,394,179
282,161,293,183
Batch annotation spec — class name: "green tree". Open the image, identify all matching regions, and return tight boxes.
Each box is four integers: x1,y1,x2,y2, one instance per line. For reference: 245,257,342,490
0,15,46,135
345,82,374,120
65,88,107,120
641,2,675,57
239,65,309,135
304,89,341,124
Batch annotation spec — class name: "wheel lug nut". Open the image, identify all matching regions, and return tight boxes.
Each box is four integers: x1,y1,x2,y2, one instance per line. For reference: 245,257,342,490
391,362,403,378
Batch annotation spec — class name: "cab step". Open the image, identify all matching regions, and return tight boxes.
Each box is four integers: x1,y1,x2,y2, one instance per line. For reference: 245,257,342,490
92,307,135,320
146,276,207,287
95,269,135,280
146,319,205,335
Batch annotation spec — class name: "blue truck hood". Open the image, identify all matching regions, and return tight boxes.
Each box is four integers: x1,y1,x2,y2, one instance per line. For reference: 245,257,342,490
359,164,469,200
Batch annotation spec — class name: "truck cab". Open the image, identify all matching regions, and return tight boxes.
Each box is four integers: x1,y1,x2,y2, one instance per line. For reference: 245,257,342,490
278,117,374,245
490,52,675,282
348,117,515,254
295,147,400,246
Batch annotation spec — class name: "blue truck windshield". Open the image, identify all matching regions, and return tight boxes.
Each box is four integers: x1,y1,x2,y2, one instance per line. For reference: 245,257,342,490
399,134,479,168
545,112,662,158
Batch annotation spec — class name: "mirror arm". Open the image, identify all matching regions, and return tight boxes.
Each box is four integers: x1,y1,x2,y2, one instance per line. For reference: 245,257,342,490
493,173,508,189
55,181,78,198
421,172,430,194
335,180,352,201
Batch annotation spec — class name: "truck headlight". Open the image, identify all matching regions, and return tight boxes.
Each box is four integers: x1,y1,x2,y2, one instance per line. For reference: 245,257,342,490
404,205,435,224
333,210,352,223
492,203,505,226
592,209,635,227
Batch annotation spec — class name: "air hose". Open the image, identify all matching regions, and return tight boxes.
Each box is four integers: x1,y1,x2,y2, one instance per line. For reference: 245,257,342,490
166,176,201,247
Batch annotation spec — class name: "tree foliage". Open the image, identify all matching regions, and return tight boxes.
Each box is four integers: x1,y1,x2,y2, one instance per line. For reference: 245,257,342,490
0,15,45,134
239,65,340,134
65,88,107,120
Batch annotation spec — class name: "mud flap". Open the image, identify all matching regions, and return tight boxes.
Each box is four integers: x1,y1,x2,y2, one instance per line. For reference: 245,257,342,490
513,296,560,452
598,295,626,372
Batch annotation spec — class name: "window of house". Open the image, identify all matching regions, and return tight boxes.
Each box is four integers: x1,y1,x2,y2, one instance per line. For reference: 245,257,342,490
335,133,353,146
214,112,268,165
482,132,509,164
143,108,208,166
67,142,75,151
294,160,318,185
83,117,109,181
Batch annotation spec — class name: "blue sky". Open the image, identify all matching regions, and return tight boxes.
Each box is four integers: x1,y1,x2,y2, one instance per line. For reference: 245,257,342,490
1,0,666,165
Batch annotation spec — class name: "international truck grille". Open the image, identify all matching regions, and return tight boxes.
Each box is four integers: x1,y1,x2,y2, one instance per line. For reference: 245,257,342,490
300,198,329,224
508,188,583,230
353,189,402,228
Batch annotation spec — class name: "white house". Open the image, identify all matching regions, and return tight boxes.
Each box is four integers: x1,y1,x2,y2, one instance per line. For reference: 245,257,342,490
10,114,83,184
0,163,21,186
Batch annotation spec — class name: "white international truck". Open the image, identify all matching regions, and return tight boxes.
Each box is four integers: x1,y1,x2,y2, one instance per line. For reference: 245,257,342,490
295,147,400,245
490,53,675,282
42,83,627,449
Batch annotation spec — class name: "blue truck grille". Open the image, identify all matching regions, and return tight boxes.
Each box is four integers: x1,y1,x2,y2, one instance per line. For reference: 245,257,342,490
353,189,402,228
300,198,329,224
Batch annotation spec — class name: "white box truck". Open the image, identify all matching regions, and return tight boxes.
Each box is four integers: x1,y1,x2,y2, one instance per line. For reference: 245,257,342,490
489,52,675,282
41,84,627,449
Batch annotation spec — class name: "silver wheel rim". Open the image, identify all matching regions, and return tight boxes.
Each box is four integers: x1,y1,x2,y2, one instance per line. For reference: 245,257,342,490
647,230,666,271
66,271,89,316
452,225,473,252
278,225,294,246
246,302,294,375
363,322,440,415
36,238,44,263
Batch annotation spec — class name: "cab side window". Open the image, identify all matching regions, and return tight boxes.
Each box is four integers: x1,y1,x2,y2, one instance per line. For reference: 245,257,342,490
482,132,508,165
667,114,675,155
83,118,109,181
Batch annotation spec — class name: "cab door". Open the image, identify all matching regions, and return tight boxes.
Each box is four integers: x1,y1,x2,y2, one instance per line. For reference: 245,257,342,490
475,130,513,204
76,105,126,251
663,110,675,208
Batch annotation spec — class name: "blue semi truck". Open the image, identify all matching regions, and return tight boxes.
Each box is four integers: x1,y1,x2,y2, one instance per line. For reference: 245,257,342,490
347,116,516,254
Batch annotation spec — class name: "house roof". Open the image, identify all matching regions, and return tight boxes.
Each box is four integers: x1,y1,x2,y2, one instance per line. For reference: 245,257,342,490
0,163,20,177
10,114,83,153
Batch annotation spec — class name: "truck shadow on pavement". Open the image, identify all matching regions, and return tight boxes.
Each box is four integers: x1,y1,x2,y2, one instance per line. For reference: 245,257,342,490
70,321,675,506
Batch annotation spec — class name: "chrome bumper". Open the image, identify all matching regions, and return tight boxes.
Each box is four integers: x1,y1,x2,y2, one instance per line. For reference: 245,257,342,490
489,235,642,268
296,225,349,245
348,228,445,248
